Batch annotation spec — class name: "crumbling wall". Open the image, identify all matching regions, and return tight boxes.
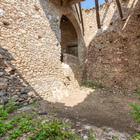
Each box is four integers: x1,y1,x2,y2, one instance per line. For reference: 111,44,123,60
0,0,84,100
83,0,140,91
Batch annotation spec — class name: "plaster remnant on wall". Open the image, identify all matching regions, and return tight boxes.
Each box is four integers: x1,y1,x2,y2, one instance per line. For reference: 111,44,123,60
49,15,52,20
0,9,5,16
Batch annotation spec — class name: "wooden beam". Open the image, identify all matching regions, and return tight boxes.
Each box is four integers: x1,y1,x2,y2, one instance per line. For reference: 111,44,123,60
115,0,123,19
105,0,109,5
78,2,84,36
74,4,81,23
95,0,101,29
69,0,85,5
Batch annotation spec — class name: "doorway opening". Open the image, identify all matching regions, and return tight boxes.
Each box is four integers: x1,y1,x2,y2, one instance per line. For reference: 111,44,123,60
60,15,78,62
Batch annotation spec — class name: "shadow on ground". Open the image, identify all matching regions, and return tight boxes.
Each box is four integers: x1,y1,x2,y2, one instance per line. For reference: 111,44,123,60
36,88,139,134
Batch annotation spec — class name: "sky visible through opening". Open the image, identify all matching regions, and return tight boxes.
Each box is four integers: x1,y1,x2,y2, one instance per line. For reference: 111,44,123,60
81,0,109,9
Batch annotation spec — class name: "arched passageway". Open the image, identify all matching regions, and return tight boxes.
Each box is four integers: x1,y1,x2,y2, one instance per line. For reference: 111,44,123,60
60,15,78,62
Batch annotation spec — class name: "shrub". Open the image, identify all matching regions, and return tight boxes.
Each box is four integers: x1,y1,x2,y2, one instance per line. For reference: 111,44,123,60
0,102,83,140
81,81,104,89
129,86,140,124
129,85,140,139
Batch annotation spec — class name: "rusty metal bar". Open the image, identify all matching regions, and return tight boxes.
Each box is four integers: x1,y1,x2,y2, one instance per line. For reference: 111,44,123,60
115,0,123,19
95,0,101,29
78,2,84,36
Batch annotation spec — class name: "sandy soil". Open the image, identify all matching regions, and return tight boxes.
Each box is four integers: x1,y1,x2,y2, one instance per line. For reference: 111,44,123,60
36,88,140,135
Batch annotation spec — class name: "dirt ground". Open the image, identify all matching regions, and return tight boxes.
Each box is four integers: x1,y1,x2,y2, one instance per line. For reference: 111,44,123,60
36,88,140,135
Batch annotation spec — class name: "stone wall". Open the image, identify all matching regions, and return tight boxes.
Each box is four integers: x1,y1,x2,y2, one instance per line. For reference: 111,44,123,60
0,0,84,99
83,0,140,91
1,0,139,98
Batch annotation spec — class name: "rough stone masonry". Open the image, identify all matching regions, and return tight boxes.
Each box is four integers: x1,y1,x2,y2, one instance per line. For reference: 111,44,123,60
0,0,85,100
83,0,140,91
0,0,139,101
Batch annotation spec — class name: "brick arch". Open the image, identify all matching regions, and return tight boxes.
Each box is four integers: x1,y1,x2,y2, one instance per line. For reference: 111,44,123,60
60,13,85,64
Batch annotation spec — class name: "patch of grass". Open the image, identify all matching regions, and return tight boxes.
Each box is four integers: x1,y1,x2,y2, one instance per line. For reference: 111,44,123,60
129,85,140,124
81,81,104,89
112,136,119,140
32,100,36,106
129,85,140,140
87,128,96,140
131,133,140,140
28,117,76,140
102,126,107,131
0,102,85,140
7,114,35,139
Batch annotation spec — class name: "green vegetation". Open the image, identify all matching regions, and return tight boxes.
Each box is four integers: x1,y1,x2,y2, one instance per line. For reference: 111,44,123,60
129,85,140,139
87,128,96,140
0,101,96,140
28,117,76,140
112,136,118,140
131,133,140,140
81,81,104,89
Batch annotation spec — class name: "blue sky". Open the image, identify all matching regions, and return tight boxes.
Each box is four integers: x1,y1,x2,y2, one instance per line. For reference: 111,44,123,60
81,0,106,9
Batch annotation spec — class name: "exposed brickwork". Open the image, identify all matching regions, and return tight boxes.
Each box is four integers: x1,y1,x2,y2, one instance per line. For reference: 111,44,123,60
84,0,140,91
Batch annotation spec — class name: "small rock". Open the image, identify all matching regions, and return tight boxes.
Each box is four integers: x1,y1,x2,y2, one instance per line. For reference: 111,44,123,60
122,17,127,21
12,101,20,105
0,97,8,104
18,12,26,17
0,54,3,59
33,14,40,19
27,91,36,97
0,83,8,90
34,5,39,11
22,100,28,103
18,106,31,111
0,90,6,97
20,94,28,99
0,72,4,76
9,75,16,80
83,135,88,140
0,9,5,16
12,95,19,101
0,78,8,83
38,35,42,39
20,91,27,94
0,78,8,90
2,20,11,26
29,100,33,104
84,124,92,130
23,103,28,106
0,49,6,54
19,98,24,102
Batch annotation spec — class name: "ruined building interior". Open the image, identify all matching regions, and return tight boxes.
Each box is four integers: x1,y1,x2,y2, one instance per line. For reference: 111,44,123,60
0,0,140,139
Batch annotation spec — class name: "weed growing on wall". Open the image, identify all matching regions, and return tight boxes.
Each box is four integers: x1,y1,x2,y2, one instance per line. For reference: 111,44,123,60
81,81,104,89
129,85,140,139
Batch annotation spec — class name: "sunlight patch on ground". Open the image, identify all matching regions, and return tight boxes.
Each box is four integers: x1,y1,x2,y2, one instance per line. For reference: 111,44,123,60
47,88,95,107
